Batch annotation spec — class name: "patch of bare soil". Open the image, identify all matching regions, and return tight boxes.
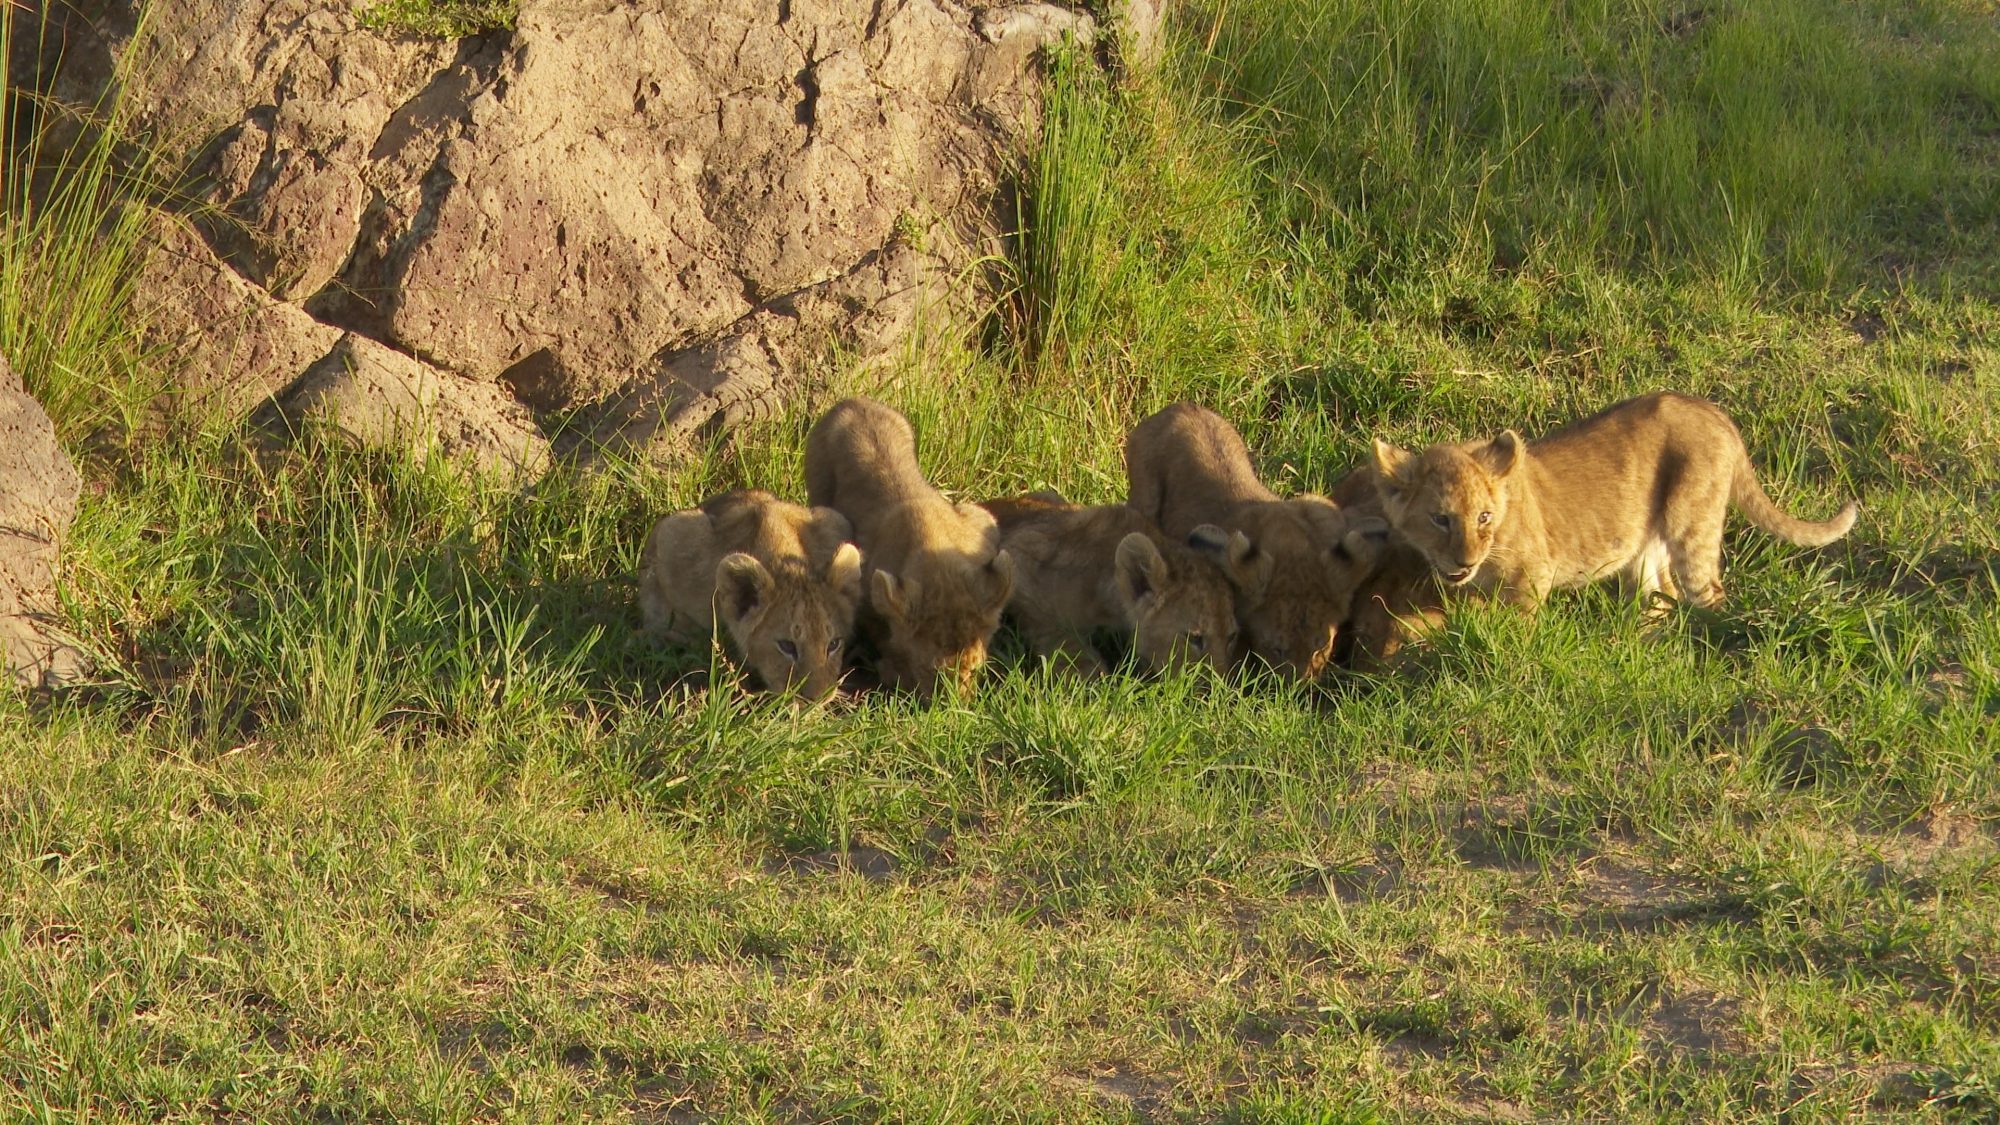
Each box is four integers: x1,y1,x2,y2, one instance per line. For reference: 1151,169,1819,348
767,845,902,881
1644,988,1746,1056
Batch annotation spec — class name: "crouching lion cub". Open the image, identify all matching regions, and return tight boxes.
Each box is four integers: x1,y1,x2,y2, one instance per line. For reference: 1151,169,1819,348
1369,391,1859,612
1326,467,1450,670
1127,403,1387,681
805,397,1013,699
638,489,862,699
982,493,1240,676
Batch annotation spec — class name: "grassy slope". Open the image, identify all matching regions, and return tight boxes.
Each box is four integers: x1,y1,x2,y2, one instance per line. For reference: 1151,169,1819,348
6,0,2000,1120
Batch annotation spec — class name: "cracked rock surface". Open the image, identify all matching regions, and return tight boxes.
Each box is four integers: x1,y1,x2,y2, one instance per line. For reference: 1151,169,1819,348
26,0,1144,473
0,354,85,690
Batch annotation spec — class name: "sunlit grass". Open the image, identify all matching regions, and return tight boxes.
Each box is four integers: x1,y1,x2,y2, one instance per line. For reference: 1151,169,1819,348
357,0,517,38
3,0,1997,1120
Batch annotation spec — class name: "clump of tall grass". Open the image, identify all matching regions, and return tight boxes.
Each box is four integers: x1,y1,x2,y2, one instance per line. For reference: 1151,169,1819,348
1002,47,1288,406
0,8,166,442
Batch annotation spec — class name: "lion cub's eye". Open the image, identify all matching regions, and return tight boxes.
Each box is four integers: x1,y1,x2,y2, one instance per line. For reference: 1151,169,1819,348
776,639,799,660
1430,513,1452,530
825,637,842,656
1478,511,1492,526
1188,631,1205,651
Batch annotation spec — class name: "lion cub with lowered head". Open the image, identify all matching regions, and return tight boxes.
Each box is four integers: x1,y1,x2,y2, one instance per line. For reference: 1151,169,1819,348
1127,403,1387,681
805,397,1013,699
638,489,862,699
1325,466,1450,669
982,492,1241,676
1369,392,1859,612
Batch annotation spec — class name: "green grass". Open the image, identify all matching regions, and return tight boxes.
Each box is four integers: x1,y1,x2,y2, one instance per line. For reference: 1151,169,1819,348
7,0,2000,1120
357,0,517,38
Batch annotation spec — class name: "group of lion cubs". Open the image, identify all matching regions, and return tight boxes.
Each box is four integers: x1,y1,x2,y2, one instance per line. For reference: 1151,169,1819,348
639,393,1858,700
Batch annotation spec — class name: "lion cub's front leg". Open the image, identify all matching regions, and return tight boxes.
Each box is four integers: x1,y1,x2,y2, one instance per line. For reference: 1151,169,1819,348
1490,563,1551,614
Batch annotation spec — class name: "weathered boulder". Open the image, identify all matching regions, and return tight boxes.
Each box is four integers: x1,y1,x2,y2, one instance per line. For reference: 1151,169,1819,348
0,354,85,691
564,240,931,465
134,209,344,422
32,0,1127,472
264,333,552,481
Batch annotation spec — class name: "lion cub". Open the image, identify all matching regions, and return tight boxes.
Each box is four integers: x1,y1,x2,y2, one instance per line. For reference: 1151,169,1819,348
1126,403,1387,681
1322,466,1450,670
1369,392,1859,612
982,493,1240,676
805,397,1013,699
638,489,862,699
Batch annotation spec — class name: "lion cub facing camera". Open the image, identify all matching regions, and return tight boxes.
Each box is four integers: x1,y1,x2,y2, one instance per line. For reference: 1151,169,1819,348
1369,392,1859,613
638,489,862,700
982,493,1241,676
1127,403,1387,681
805,397,1014,699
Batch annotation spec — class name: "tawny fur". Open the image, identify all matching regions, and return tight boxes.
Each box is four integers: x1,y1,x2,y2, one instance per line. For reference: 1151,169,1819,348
804,397,1013,699
1126,403,1387,680
637,489,862,699
1370,392,1859,613
983,495,1240,676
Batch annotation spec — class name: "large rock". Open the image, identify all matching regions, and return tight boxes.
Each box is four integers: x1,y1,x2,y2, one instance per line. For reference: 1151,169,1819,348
134,209,344,421
33,0,1125,472
265,333,552,481
0,355,85,691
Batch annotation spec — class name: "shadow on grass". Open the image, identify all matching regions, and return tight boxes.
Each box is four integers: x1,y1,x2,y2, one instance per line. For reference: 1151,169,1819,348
75,435,719,751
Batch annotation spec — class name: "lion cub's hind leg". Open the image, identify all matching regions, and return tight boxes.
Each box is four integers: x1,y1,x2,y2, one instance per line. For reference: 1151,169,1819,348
1617,536,1679,623
1663,485,1732,610
638,511,717,644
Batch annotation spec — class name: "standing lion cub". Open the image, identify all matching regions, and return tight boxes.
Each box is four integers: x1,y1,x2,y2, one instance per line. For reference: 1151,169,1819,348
1127,403,1386,681
982,493,1241,676
638,489,862,699
805,397,1013,699
1369,392,1859,612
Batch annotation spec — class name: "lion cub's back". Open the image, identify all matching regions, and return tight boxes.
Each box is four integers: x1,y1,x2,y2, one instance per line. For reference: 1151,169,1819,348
702,488,852,574
990,499,1152,607
804,397,932,515
1530,392,1745,491
1126,403,1277,534
640,490,849,636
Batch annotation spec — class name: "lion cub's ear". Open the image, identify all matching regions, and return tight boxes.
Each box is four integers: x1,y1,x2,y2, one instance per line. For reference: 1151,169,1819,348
1188,524,1271,600
1371,438,1414,484
872,569,916,623
808,505,855,548
955,501,1003,552
1481,431,1523,478
826,542,863,612
1113,533,1170,610
982,549,1016,612
1337,516,1392,565
715,552,773,627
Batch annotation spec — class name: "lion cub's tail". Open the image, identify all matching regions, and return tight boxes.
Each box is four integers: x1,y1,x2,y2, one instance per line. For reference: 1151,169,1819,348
1731,460,1858,548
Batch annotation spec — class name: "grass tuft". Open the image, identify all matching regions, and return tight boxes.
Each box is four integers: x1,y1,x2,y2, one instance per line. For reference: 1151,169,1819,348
357,0,517,39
